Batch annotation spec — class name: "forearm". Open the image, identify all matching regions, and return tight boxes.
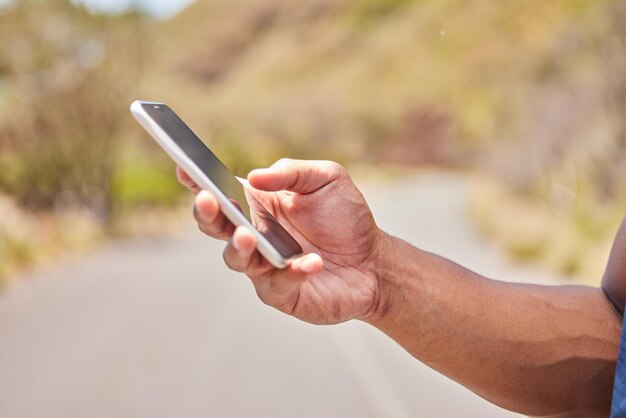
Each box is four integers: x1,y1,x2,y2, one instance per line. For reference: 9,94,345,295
365,233,622,417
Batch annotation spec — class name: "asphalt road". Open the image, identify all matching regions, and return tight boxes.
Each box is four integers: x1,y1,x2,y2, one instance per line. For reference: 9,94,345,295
0,172,563,418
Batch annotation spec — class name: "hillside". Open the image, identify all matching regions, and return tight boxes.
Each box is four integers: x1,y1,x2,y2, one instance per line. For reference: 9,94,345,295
0,0,624,283
141,0,626,281
142,0,622,177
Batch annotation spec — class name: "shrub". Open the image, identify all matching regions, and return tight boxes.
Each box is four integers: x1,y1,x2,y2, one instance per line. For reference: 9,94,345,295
0,0,147,218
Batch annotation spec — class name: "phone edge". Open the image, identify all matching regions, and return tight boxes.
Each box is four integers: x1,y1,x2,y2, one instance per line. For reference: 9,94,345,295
129,100,294,269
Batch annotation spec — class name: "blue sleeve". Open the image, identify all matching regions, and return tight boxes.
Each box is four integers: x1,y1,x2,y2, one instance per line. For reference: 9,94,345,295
612,317,626,417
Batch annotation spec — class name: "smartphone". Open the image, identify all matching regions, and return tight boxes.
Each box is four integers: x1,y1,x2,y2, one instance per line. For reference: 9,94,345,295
130,100,303,268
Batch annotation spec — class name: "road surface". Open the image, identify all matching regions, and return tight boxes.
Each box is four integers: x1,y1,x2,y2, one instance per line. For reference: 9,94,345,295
0,172,563,418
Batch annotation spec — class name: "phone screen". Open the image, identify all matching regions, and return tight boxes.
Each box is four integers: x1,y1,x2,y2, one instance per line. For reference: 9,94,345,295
141,103,303,261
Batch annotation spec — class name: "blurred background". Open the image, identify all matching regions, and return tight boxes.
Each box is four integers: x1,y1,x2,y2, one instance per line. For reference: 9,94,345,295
0,0,624,417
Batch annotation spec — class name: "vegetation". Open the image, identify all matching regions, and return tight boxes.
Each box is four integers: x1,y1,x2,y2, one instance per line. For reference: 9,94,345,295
145,0,625,282
0,0,624,283
0,0,181,284
147,0,623,171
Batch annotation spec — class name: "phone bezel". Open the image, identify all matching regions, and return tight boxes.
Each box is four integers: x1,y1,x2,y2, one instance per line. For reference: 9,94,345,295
130,100,299,268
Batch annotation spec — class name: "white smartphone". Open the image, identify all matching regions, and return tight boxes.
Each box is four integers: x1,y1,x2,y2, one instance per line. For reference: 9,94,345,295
130,100,303,268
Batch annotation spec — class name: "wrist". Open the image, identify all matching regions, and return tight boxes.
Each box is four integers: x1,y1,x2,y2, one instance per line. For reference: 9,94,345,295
360,230,424,327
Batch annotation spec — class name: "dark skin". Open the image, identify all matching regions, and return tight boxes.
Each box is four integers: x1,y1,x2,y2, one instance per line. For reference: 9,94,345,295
178,160,625,417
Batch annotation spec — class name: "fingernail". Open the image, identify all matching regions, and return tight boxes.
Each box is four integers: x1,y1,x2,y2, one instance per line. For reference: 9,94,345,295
300,258,317,273
248,168,268,177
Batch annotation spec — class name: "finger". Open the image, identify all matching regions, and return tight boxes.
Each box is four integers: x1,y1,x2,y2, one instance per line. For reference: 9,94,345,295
223,226,261,273
247,159,346,194
176,166,201,194
251,253,323,311
290,252,324,274
193,190,235,240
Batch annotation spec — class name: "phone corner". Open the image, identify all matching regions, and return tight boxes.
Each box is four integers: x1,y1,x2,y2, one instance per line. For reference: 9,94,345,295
129,100,142,114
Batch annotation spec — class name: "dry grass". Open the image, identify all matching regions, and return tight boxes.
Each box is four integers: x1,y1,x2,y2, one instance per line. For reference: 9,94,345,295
0,194,106,286
469,175,622,285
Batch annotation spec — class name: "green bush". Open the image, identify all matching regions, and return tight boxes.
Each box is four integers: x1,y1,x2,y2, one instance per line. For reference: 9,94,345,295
110,159,184,213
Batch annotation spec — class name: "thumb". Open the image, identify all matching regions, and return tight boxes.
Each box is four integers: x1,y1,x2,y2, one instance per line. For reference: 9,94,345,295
247,159,346,194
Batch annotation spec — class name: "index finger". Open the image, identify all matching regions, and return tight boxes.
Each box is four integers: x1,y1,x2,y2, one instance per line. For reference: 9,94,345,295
176,166,201,194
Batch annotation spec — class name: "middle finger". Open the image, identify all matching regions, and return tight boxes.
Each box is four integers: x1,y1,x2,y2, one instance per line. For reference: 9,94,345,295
193,191,235,240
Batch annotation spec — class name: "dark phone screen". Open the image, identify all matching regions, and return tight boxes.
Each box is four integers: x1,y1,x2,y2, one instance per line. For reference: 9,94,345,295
142,103,303,261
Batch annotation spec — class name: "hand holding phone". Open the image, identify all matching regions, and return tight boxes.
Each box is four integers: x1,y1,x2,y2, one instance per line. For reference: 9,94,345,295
131,100,382,325
180,156,384,324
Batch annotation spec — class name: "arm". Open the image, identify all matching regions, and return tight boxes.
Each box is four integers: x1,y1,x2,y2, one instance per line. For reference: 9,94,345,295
177,160,623,417
367,232,622,417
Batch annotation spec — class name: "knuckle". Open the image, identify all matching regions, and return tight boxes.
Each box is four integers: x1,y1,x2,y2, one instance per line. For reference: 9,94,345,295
253,281,274,307
273,158,293,168
223,248,245,272
253,278,291,312
254,287,270,306
192,203,201,220
324,160,345,175
197,222,213,236
222,248,236,269
198,222,228,239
